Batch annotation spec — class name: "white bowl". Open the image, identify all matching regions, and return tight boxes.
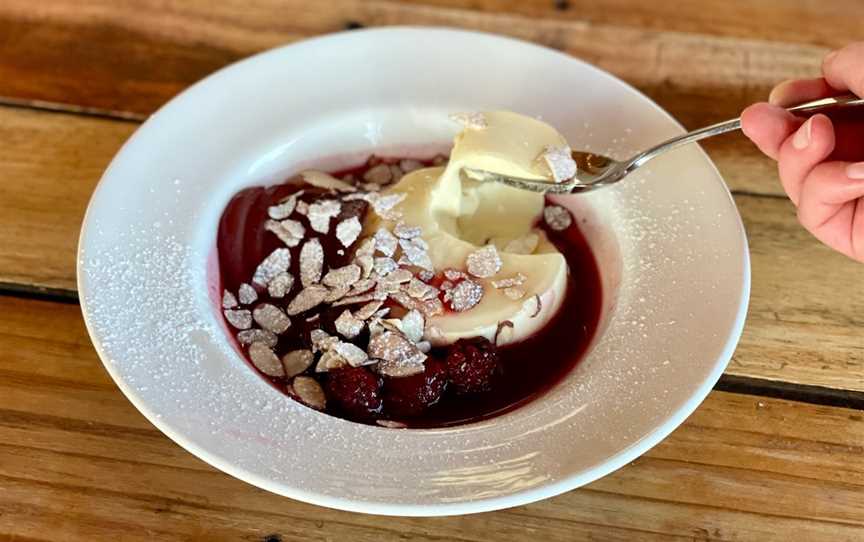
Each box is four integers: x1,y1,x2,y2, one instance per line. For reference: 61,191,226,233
78,27,749,516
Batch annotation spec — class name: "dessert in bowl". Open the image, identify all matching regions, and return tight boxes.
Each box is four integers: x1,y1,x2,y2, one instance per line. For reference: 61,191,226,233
78,28,749,515
217,111,603,428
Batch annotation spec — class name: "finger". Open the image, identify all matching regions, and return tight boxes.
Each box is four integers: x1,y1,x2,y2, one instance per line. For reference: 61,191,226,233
740,103,802,160
822,43,864,97
776,114,836,205
769,77,837,107
797,161,864,262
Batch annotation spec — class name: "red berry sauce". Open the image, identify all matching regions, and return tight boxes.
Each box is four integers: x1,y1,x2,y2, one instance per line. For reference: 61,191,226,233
216,155,602,428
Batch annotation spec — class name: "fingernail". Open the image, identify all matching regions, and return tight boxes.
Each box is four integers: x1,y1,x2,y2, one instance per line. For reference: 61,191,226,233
793,118,812,150
847,162,864,180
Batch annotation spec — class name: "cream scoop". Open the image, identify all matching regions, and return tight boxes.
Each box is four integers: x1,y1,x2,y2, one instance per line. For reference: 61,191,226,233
364,111,574,346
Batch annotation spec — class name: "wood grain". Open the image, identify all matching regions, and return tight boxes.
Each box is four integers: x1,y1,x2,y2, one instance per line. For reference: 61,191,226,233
1,105,862,392
0,0,827,128
0,107,135,292
0,295,862,542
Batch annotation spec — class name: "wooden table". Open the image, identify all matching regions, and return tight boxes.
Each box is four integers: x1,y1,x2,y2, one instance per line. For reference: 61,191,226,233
1,1,862,540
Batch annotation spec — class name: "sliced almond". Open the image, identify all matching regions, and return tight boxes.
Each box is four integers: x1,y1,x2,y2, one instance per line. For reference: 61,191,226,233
223,309,252,330
335,216,362,248
335,310,364,339
248,342,284,377
333,342,370,367
373,228,398,257
282,349,314,378
252,303,291,334
291,376,326,410
252,248,291,287
363,163,392,185
315,350,348,372
308,200,341,234
492,273,527,289
400,310,425,343
504,233,540,255
222,290,238,309
544,205,573,231
353,300,384,320
301,170,357,192
299,238,324,287
466,244,502,278
541,145,577,183
399,159,423,173
324,284,351,303
322,264,362,288
267,196,297,220
286,285,329,315
236,329,278,348
238,283,258,305
267,272,294,298
444,280,484,312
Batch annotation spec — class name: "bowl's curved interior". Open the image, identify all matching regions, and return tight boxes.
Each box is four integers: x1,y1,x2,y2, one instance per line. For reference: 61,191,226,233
78,27,749,516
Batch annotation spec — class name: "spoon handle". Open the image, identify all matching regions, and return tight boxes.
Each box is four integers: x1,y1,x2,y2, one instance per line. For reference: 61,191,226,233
625,94,864,172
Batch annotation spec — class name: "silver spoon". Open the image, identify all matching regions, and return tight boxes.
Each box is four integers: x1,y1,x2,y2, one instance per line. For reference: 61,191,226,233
463,94,864,194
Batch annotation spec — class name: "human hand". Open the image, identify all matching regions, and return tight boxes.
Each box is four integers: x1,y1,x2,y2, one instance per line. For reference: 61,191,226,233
740,43,864,263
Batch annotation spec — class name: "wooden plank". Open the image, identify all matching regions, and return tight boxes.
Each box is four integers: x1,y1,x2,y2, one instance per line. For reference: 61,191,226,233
0,108,135,293
0,296,862,541
0,0,828,130
1,106,862,392
398,0,864,50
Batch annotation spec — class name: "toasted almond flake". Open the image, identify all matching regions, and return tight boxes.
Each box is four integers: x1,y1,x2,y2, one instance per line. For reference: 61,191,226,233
398,238,433,271
401,310,425,343
492,273,528,289
374,256,398,276
332,292,383,307
420,297,445,317
443,269,466,281
541,145,578,183
369,331,426,377
444,280,484,312
252,248,291,287
310,329,340,352
380,268,413,285
504,233,540,254
267,196,297,219
282,349,314,378
324,284,351,303
347,278,377,295
503,287,526,300
224,309,252,330
405,278,438,300
399,159,423,173
417,341,432,353
354,255,373,279
544,204,573,231
372,228,398,257
222,290,238,309
363,163,393,184
299,239,324,287
418,270,434,281
393,221,421,239
334,310,364,339
333,342,370,367
295,200,309,215
377,419,407,428
308,200,341,234
252,303,291,334
292,376,326,409
335,216,362,247
315,350,348,372
450,111,488,129
301,170,357,192
353,300,384,320
267,272,294,298
440,280,454,291
264,219,305,247
305,313,320,323
238,283,258,305
237,329,278,348
286,285,329,315
322,264,361,288
369,192,406,219
466,244,502,278
361,182,382,192
248,342,284,377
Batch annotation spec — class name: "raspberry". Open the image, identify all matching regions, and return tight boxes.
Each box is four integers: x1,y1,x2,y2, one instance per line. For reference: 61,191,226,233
324,367,382,420
383,359,447,416
445,338,499,394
